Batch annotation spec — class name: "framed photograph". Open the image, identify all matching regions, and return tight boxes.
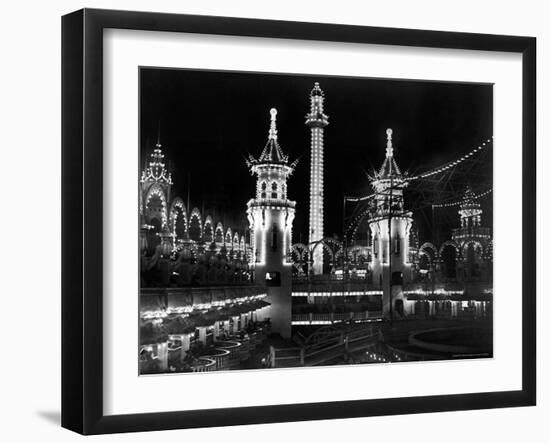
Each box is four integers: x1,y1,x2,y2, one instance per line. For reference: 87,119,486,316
62,8,536,435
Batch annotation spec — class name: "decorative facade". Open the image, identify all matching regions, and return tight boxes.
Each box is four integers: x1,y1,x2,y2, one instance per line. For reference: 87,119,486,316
139,140,251,268
140,141,173,231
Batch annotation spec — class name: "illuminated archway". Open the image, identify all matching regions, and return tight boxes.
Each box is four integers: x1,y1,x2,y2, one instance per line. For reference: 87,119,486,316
291,243,308,263
461,240,484,279
439,240,459,279
310,238,339,272
188,207,202,241
461,240,484,258
144,183,168,228
419,242,438,260
203,216,214,243
417,242,438,279
215,222,224,243
225,228,232,248
169,197,188,239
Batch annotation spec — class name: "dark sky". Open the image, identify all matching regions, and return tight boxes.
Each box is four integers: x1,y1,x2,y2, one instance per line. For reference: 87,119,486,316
140,68,492,243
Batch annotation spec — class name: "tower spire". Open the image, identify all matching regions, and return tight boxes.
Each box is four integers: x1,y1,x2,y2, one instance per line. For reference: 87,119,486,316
141,134,172,186
374,128,402,179
250,108,293,165
156,121,161,147
386,128,393,157
268,108,278,141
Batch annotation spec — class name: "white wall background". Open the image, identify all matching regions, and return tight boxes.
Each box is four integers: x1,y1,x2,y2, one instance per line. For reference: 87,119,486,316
0,0,546,441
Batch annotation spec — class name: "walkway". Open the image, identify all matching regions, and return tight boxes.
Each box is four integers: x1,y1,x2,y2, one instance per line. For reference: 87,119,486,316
269,324,382,368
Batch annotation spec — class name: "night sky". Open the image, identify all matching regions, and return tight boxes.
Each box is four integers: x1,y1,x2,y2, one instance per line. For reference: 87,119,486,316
140,68,493,243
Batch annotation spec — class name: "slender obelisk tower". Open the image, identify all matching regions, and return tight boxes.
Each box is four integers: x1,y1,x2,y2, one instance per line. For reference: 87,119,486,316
305,82,329,275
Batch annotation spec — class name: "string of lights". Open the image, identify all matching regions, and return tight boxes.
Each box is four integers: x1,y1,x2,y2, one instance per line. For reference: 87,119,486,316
432,188,493,208
345,193,375,203
343,136,493,240
408,137,493,181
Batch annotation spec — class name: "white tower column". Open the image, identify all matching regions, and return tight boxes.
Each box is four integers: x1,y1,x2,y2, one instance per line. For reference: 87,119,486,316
306,83,329,275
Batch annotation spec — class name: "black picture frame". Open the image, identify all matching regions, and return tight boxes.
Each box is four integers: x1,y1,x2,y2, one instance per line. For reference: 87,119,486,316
62,8,536,435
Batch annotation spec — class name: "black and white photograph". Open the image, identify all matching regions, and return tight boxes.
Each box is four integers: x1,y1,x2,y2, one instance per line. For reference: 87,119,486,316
138,68,493,375
1,0,544,439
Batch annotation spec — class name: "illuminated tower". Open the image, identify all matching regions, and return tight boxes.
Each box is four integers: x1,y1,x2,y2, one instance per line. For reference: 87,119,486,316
457,186,483,230
305,82,329,275
140,139,173,227
369,129,413,318
140,138,173,256
247,108,297,338
452,187,492,281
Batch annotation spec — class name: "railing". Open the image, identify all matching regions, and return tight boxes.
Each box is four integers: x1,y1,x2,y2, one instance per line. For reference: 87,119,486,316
269,324,382,368
292,311,383,325
268,346,304,367
452,226,492,239
247,198,296,209
214,340,242,367
142,285,267,297
291,281,381,295
305,326,380,365
200,348,231,371
191,357,217,372
403,282,493,301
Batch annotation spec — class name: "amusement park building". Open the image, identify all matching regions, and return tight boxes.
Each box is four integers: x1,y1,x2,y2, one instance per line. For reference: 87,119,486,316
138,82,493,372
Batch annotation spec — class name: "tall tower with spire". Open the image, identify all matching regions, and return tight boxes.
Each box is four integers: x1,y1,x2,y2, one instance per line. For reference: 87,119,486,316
305,82,329,275
369,129,413,317
247,108,297,338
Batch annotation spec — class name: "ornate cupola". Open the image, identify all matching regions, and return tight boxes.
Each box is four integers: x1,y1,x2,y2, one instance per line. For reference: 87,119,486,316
452,187,492,259
369,128,409,219
247,108,298,186
458,186,483,228
141,138,173,186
